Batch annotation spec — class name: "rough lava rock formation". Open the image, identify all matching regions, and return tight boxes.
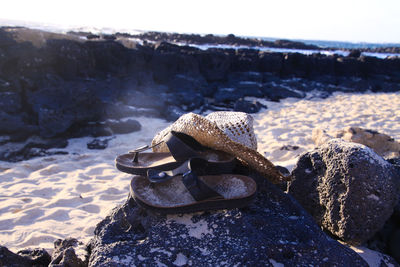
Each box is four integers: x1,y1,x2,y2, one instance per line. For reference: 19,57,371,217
88,171,368,266
288,139,400,245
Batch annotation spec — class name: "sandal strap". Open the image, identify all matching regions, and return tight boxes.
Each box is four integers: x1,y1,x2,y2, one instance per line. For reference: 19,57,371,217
147,157,237,183
129,141,163,163
129,131,201,163
164,131,202,162
182,171,223,202
147,160,190,183
189,157,236,176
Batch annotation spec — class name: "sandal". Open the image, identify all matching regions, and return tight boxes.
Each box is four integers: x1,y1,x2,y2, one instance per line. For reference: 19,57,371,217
147,157,237,183
116,131,235,176
130,158,257,214
130,173,256,214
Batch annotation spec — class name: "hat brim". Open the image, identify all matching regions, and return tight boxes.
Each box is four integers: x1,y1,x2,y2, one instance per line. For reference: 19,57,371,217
152,113,288,184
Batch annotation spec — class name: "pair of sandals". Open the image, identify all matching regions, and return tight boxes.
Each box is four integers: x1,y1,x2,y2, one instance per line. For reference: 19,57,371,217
115,131,257,214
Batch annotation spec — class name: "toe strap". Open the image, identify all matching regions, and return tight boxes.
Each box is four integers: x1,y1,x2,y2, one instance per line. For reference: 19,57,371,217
182,171,223,202
164,131,202,161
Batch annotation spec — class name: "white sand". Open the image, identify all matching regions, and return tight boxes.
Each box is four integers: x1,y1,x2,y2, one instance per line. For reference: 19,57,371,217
252,92,400,171
0,91,399,263
0,117,170,253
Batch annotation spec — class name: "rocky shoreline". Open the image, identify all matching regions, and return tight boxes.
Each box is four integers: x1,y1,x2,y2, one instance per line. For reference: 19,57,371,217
1,146,399,266
1,26,400,162
1,26,400,266
70,30,400,54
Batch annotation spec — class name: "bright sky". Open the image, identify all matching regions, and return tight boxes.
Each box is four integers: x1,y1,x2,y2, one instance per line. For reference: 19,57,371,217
1,0,400,43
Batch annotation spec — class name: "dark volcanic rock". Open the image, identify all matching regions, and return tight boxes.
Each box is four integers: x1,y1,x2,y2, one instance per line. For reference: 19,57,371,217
0,91,22,113
17,248,52,266
38,108,76,138
197,49,233,81
280,145,300,151
274,39,319,50
26,81,109,138
388,157,400,171
0,246,31,267
0,246,51,267
87,138,111,150
367,212,400,264
366,161,400,264
151,43,200,83
281,53,313,77
348,49,362,58
166,91,205,112
106,119,141,134
102,34,116,41
228,71,263,83
131,31,321,50
167,74,208,94
233,98,266,113
389,229,400,262
261,85,305,101
164,105,186,122
83,39,130,75
88,172,367,266
50,238,88,267
1,26,400,162
276,166,291,176
133,32,320,50
44,39,95,79
124,90,167,111
213,87,244,103
259,52,284,73
0,111,38,139
288,139,400,245
0,138,69,162
0,148,68,162
86,34,100,40
236,81,263,97
70,123,113,138
232,49,261,71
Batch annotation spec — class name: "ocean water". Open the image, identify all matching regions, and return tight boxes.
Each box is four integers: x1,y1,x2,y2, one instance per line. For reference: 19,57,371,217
178,43,399,59
258,36,400,49
295,39,400,49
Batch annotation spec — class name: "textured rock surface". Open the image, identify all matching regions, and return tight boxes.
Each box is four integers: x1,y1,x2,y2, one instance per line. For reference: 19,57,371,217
86,138,111,150
288,139,400,245
366,155,400,264
367,212,400,264
88,171,367,266
49,238,88,267
0,246,51,267
17,248,52,266
0,137,69,162
105,119,142,134
261,85,305,102
233,98,265,113
0,246,31,267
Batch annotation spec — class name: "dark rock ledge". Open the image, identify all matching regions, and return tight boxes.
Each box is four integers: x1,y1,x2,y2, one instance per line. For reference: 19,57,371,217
1,27,400,162
1,169,399,266
87,172,368,266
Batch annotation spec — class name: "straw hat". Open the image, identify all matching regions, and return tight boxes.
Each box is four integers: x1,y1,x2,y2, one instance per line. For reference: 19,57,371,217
152,111,288,184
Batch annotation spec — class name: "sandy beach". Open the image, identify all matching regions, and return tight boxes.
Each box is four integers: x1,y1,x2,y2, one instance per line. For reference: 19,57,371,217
253,92,400,171
0,91,399,256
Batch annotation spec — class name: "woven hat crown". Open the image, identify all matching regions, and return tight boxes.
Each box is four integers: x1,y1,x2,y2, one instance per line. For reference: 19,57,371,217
204,112,257,150
152,111,286,184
